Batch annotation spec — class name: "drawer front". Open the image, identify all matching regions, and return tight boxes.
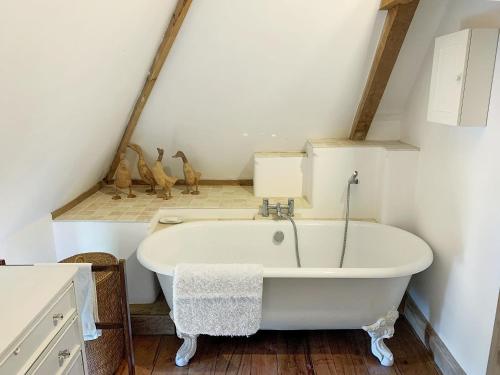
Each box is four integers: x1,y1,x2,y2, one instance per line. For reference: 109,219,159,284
0,284,77,375
28,316,82,375
66,351,85,375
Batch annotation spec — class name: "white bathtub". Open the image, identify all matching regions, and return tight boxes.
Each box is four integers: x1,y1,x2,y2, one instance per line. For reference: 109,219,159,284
138,219,432,366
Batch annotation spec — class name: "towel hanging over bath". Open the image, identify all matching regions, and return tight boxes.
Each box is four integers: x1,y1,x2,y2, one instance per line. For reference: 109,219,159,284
173,263,263,336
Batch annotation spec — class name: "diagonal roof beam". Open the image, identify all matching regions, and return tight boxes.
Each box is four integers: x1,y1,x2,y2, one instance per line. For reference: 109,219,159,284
349,0,419,141
106,0,192,182
380,0,416,10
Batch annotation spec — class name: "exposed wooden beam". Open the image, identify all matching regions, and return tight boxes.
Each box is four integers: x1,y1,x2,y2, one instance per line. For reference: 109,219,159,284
380,0,415,10
51,182,103,219
106,0,193,182
349,0,419,140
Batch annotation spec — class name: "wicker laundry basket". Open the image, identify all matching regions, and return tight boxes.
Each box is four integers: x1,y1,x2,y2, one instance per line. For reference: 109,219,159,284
60,252,124,375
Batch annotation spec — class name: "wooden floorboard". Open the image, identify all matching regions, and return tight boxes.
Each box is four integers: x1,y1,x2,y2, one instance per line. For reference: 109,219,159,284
133,335,162,375
394,321,440,375
352,330,399,375
117,318,440,375
249,330,278,375
152,336,187,374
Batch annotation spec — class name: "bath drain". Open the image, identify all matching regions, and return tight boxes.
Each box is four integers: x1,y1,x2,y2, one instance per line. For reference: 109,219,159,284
273,231,284,245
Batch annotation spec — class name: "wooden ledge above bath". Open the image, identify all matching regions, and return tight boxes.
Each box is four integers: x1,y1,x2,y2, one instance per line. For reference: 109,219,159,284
307,139,419,151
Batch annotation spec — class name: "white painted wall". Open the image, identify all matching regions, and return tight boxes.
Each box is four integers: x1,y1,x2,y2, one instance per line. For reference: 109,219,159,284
129,0,389,179
304,143,419,222
400,1,500,373
0,0,181,259
253,155,305,198
307,145,383,219
0,214,56,264
127,0,451,179
377,151,419,228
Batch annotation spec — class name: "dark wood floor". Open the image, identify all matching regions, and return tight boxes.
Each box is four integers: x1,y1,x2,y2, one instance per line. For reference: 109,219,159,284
117,318,440,374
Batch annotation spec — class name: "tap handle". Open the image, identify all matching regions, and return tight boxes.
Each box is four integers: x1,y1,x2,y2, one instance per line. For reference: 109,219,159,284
261,198,269,217
287,198,295,216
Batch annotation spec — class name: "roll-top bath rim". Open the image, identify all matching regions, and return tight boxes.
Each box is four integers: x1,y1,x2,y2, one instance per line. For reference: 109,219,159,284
137,220,433,279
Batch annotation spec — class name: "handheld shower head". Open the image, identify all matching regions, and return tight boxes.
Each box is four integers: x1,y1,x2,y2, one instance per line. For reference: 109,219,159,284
348,171,359,185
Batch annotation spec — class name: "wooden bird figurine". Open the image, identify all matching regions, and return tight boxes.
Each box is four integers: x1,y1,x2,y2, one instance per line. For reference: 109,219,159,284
113,153,136,200
152,148,178,200
127,143,156,194
172,150,201,195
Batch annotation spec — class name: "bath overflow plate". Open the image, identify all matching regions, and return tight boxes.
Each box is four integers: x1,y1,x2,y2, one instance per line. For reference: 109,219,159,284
273,231,285,245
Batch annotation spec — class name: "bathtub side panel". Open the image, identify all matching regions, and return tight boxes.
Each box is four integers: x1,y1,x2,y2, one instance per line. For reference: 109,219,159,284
159,272,410,330
260,276,410,329
157,273,174,308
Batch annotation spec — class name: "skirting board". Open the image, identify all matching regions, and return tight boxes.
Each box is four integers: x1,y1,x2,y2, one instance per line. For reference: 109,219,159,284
128,179,253,186
51,182,103,219
487,293,500,375
404,295,466,375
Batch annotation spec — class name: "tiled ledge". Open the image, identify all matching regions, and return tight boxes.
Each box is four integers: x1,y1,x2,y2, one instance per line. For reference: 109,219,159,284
254,152,306,158
54,185,310,222
308,139,419,150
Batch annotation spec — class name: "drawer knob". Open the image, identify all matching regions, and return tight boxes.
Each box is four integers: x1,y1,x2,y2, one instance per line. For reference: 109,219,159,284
53,313,64,321
13,347,21,355
58,349,71,361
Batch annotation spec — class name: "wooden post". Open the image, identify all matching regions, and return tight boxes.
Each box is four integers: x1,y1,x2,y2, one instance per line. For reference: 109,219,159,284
106,0,193,182
349,0,419,140
119,259,135,374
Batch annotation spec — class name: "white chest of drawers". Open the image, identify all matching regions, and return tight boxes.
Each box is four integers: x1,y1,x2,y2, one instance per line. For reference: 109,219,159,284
0,266,88,374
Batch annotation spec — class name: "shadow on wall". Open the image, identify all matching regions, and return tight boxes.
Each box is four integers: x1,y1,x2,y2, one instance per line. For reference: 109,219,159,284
238,155,254,180
409,153,465,333
461,8,500,29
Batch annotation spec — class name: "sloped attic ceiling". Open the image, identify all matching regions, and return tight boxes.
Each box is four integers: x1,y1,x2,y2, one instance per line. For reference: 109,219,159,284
0,0,442,243
129,0,388,179
0,0,179,240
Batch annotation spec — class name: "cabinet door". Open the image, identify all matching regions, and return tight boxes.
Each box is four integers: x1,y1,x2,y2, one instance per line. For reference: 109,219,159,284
428,29,470,126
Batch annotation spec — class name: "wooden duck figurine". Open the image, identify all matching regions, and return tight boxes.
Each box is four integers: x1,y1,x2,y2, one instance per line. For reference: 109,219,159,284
152,148,178,199
113,153,136,200
172,151,201,195
127,143,156,194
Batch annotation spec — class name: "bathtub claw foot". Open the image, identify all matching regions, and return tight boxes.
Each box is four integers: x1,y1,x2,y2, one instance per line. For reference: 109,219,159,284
362,307,399,366
175,331,198,367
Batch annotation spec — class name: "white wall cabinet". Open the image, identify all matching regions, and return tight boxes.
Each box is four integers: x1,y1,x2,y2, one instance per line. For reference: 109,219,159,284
428,28,499,127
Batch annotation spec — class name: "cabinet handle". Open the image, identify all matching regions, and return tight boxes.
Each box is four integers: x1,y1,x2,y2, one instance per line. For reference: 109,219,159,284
13,347,21,355
58,349,71,361
53,313,64,321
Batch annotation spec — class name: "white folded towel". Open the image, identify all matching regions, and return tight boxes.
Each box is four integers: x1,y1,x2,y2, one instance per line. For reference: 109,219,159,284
173,263,263,336
35,263,101,341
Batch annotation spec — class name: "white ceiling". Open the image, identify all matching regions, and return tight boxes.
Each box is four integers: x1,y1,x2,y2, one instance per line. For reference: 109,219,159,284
0,0,448,240
131,0,387,179
0,0,177,239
